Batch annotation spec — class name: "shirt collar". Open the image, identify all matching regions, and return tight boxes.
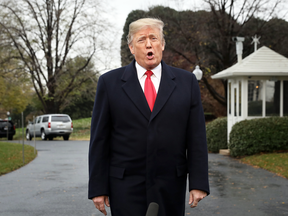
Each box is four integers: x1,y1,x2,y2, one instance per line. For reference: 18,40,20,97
135,61,162,79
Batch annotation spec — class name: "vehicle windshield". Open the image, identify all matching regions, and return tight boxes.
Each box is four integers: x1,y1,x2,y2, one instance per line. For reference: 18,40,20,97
0,122,12,127
51,116,70,122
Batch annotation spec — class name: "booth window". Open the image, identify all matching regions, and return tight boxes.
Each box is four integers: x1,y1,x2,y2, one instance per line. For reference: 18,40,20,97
239,81,241,116
234,88,237,116
248,80,262,116
266,80,280,116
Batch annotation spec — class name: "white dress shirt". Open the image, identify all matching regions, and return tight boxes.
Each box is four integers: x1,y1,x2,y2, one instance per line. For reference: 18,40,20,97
135,62,161,93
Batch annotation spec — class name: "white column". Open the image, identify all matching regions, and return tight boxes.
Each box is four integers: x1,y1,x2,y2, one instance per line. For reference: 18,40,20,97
280,80,283,117
242,79,248,118
235,82,239,117
263,81,266,117
227,80,232,143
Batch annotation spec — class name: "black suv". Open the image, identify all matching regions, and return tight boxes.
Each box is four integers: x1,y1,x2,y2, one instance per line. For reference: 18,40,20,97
0,120,16,140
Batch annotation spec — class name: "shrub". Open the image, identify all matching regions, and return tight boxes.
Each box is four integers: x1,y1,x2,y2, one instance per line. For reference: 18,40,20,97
206,117,228,153
229,117,288,157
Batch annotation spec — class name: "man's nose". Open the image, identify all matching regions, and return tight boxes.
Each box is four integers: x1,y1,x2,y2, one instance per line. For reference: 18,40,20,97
146,39,152,48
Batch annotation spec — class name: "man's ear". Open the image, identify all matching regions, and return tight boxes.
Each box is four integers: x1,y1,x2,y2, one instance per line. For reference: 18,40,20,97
129,44,135,55
162,40,165,51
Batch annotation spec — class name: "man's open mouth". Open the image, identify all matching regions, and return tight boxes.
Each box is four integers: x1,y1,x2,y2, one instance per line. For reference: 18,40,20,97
147,51,154,59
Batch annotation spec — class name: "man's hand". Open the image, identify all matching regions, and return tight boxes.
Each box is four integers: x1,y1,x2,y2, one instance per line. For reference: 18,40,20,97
189,189,207,208
92,195,110,215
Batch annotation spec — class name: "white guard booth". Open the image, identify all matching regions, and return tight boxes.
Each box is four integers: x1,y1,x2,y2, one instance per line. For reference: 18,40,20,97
212,46,288,142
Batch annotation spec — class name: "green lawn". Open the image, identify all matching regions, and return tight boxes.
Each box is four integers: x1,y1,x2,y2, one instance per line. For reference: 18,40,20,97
13,128,25,140
0,142,37,175
241,152,288,179
70,117,91,140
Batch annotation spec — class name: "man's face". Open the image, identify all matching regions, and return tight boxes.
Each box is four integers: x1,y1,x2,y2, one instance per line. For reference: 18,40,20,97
129,26,165,70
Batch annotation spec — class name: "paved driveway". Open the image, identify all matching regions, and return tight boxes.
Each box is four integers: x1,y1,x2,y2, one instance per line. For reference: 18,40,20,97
197,154,288,216
0,140,287,216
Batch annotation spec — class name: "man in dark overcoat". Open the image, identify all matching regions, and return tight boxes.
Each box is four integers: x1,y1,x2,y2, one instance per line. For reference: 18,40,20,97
88,17,210,216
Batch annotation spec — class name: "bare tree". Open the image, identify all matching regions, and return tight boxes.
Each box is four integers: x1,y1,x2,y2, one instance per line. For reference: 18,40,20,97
0,0,112,113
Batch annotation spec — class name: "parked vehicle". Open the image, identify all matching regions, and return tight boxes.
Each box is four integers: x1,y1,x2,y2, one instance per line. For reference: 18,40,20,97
26,114,73,141
0,120,16,140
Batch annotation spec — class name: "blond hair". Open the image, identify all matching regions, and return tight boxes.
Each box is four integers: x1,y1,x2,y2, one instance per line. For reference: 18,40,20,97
127,18,165,46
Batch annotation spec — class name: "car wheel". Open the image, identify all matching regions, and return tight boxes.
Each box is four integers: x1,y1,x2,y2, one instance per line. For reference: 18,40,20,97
26,131,32,141
41,130,47,140
8,135,13,140
63,135,69,141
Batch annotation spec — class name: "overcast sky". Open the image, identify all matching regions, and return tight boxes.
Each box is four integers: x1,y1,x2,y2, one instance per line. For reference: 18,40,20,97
110,0,205,27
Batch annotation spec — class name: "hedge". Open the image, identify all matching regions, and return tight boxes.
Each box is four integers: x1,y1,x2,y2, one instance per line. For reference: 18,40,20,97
229,117,288,157
206,117,228,153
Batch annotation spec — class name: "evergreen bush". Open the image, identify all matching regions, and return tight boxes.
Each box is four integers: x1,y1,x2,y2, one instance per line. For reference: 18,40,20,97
229,117,288,157
206,117,228,153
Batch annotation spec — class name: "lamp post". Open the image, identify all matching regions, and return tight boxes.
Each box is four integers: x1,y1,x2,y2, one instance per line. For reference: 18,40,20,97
7,111,10,140
192,65,203,81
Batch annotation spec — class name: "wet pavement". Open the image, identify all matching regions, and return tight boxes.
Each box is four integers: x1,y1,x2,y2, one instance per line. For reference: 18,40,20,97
194,154,288,216
0,140,287,216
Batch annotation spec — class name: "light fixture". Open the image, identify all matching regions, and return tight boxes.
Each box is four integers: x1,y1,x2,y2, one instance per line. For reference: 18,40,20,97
192,65,203,81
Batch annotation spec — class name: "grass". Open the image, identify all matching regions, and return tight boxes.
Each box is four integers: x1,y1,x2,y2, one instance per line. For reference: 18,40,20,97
70,117,91,140
14,128,25,140
241,152,288,179
0,142,37,176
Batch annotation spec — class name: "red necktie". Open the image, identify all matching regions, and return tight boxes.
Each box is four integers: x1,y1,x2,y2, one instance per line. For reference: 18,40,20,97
144,70,157,111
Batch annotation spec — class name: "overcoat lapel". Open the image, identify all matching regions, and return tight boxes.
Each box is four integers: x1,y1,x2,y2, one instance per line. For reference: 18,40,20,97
150,61,176,122
121,60,151,121
121,60,176,122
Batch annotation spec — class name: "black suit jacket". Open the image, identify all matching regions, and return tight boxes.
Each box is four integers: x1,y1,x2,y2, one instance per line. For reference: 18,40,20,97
88,60,209,216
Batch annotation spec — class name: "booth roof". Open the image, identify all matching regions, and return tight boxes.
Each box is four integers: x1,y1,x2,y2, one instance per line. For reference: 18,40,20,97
212,46,288,79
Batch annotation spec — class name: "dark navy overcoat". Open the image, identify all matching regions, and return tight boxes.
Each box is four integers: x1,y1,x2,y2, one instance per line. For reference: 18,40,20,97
88,60,209,216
